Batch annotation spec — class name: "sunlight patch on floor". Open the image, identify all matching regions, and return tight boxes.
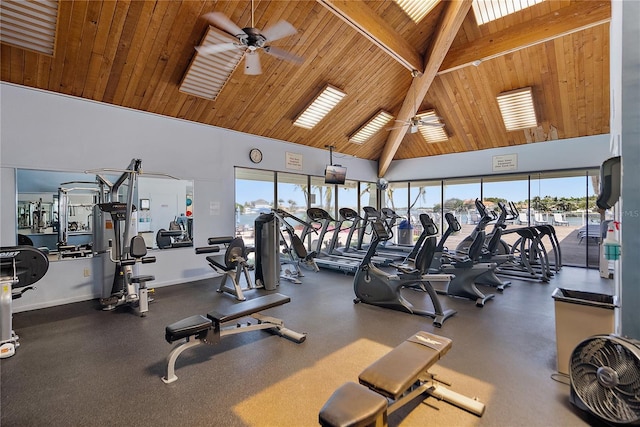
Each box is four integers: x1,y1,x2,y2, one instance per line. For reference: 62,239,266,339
233,337,494,426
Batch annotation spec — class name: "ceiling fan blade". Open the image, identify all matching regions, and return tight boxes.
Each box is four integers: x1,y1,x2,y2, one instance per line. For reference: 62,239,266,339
263,46,303,64
261,20,297,42
244,51,262,75
202,12,245,37
195,42,239,55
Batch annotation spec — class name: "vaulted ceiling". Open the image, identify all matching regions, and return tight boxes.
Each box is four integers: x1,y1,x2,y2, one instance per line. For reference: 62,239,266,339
1,0,611,176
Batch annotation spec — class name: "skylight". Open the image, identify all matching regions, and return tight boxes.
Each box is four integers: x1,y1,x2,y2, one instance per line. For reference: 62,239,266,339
0,0,59,56
179,26,244,101
416,111,448,143
293,85,347,130
349,110,394,144
472,0,544,25
394,0,440,23
496,87,538,131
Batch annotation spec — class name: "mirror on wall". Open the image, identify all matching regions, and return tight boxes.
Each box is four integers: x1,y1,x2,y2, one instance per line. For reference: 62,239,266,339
137,176,194,250
16,169,194,259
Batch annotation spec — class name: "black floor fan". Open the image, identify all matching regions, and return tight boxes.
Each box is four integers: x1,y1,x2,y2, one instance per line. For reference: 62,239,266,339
569,334,640,424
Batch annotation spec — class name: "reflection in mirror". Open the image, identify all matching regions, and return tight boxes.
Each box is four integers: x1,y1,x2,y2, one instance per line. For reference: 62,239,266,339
137,177,193,249
16,169,106,259
16,169,194,260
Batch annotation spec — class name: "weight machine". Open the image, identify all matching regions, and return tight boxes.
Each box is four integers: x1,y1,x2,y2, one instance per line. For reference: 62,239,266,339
93,159,156,315
1,246,49,358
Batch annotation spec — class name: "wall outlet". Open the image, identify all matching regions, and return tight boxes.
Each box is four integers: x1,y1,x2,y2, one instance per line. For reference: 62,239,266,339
83,268,90,277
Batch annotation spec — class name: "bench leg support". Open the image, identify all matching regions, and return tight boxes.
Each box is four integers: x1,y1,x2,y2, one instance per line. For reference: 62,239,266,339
161,339,202,384
219,314,307,343
384,379,485,418
427,382,486,417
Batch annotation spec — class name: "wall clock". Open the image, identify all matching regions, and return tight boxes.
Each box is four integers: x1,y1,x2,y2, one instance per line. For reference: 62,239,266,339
249,148,263,164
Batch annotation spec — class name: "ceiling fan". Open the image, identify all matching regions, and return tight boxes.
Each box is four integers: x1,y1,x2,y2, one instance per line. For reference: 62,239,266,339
388,70,444,134
196,0,303,75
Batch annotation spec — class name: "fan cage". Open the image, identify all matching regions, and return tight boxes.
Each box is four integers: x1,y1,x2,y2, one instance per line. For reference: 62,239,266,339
569,334,640,424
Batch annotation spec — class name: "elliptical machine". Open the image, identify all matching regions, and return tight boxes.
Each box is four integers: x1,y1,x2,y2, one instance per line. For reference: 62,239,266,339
271,209,319,283
353,219,456,328
422,211,496,307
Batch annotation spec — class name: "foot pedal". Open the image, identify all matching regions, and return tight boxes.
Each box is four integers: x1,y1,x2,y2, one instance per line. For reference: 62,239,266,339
0,343,16,358
100,296,120,310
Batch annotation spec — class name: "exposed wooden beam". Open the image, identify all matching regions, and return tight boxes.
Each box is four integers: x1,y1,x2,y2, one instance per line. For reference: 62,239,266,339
316,0,423,72
378,0,472,177
439,1,611,74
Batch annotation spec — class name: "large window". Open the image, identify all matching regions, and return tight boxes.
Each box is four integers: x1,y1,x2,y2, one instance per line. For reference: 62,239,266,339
310,176,336,252
337,180,360,250
482,174,530,248
409,180,442,238
337,180,359,213
276,172,308,217
531,171,602,268
360,182,377,211
442,178,481,249
382,182,409,245
235,169,275,245
234,166,603,269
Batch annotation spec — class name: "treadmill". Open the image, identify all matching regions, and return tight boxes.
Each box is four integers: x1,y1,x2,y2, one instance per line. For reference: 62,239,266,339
333,207,405,265
358,206,414,254
301,208,362,274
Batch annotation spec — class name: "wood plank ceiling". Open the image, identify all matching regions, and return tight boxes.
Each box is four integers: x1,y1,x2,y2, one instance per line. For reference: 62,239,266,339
1,0,611,176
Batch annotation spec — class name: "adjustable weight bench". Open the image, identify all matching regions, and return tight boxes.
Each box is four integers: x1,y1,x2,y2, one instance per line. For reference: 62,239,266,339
161,292,306,383
319,332,485,426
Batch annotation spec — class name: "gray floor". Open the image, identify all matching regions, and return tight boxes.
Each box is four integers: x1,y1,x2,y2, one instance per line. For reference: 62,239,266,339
1,264,614,426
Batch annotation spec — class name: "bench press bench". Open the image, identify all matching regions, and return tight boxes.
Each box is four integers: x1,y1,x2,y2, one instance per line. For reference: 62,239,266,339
319,331,485,426
161,292,306,384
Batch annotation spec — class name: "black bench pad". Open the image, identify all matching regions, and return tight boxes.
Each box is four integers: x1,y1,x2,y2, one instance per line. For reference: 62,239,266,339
207,293,291,324
165,315,212,343
206,256,228,271
319,382,388,427
359,332,452,400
